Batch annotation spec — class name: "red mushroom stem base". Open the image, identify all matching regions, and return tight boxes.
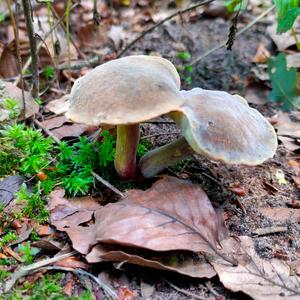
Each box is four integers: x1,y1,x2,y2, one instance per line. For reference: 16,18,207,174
115,124,140,179
139,136,194,178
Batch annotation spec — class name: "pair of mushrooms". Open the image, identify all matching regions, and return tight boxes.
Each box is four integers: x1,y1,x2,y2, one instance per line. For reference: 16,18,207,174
65,55,277,179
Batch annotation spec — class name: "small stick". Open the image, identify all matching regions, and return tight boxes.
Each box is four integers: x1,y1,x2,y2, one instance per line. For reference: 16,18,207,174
162,278,206,300
6,0,26,119
22,0,39,98
14,2,80,86
33,119,60,143
92,171,124,197
190,5,275,66
117,0,215,57
252,226,288,237
50,6,87,60
5,250,76,292
141,132,179,140
37,266,118,300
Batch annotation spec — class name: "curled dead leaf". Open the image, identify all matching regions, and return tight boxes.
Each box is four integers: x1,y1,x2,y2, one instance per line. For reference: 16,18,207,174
86,244,216,278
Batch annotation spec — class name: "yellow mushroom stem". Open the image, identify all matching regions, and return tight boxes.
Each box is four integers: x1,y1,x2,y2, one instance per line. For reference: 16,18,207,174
115,124,140,179
139,136,194,178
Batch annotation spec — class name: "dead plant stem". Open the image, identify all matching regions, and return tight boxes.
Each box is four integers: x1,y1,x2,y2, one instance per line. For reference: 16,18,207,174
22,0,39,98
117,0,215,57
13,2,80,86
6,0,26,119
190,4,275,66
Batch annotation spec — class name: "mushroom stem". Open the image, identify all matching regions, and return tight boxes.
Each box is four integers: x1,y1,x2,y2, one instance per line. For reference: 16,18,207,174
139,136,194,178
115,124,140,179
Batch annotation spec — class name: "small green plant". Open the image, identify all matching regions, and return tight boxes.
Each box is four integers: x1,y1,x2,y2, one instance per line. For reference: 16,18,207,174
0,231,17,250
17,183,49,223
176,51,191,61
42,66,55,80
18,242,40,264
1,98,20,119
0,269,10,281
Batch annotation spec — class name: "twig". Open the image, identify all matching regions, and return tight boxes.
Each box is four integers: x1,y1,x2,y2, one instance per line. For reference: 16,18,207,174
33,119,60,143
36,266,118,300
22,0,39,98
50,6,87,60
7,0,26,119
117,0,215,57
14,2,80,86
190,4,275,66
162,278,206,300
4,250,76,292
141,132,179,140
252,226,288,236
92,171,124,197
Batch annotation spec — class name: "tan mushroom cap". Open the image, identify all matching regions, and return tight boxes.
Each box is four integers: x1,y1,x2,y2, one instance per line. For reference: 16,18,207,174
171,88,278,165
65,55,183,126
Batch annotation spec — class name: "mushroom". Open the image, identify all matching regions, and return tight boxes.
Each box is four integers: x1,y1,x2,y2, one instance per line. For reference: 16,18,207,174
139,88,278,178
65,55,184,179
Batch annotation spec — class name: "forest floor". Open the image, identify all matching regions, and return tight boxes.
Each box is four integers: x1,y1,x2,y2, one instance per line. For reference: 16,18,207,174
0,1,299,299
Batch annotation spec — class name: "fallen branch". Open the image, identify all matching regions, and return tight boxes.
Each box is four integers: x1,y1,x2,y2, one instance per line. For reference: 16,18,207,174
92,171,124,197
190,5,275,66
4,250,76,292
117,0,215,58
252,226,288,237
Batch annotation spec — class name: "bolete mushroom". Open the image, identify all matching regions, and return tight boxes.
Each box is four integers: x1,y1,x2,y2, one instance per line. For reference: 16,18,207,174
139,88,278,178
65,55,183,179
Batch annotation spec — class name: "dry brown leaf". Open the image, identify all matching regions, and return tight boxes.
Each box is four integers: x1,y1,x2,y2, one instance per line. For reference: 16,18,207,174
252,42,270,64
0,43,18,78
53,256,89,270
209,236,300,300
94,176,227,253
287,52,300,68
292,176,300,188
45,95,70,115
86,244,216,278
267,24,300,51
258,207,300,224
118,286,136,300
244,84,268,105
0,80,39,121
40,116,68,130
50,124,89,140
49,189,101,254
274,112,300,138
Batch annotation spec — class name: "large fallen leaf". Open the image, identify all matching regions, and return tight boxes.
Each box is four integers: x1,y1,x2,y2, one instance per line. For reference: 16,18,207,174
94,176,227,253
86,244,216,278
0,80,39,121
209,236,300,300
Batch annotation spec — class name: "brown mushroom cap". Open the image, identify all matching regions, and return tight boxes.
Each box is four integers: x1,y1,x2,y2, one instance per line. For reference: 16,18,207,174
171,88,277,165
65,55,183,126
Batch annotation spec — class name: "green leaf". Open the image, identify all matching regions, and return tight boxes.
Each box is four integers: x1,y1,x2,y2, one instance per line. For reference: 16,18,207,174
277,7,300,33
176,51,191,61
267,53,298,110
224,0,246,13
274,0,300,33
